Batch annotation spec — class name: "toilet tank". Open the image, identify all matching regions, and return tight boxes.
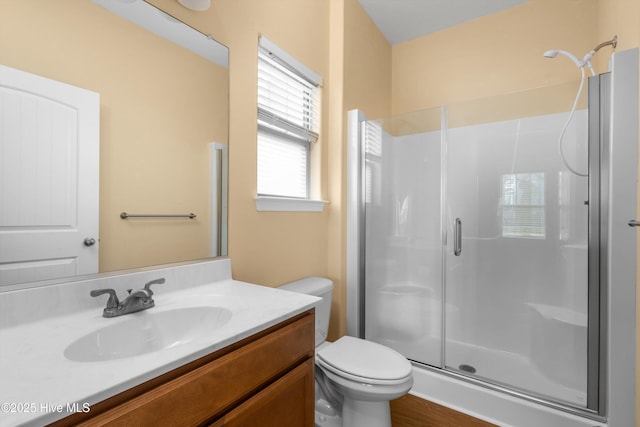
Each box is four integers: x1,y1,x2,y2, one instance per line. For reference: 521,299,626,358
279,277,333,347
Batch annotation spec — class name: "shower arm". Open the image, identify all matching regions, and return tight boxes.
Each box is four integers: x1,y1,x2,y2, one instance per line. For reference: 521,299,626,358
593,35,617,53
582,35,618,74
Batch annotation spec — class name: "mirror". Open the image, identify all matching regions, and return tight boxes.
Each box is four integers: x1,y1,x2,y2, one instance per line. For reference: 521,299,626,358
0,0,228,289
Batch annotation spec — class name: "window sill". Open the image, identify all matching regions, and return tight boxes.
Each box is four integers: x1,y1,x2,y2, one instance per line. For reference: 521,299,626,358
254,196,327,212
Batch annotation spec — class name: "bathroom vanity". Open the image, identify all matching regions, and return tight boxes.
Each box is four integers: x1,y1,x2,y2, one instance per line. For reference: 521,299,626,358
0,258,318,426
54,310,315,426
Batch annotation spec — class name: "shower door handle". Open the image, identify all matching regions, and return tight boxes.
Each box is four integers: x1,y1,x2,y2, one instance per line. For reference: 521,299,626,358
454,218,462,256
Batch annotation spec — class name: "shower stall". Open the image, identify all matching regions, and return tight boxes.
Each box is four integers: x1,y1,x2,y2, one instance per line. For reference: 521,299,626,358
346,49,638,426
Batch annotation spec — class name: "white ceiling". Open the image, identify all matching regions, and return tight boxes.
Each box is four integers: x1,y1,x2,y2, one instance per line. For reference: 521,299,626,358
357,0,529,45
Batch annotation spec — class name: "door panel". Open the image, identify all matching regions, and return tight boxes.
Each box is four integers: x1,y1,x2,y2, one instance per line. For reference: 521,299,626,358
444,108,589,407
0,65,99,286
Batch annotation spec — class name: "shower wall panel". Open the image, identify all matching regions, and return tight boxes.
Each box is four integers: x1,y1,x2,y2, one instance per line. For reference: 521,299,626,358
364,111,443,367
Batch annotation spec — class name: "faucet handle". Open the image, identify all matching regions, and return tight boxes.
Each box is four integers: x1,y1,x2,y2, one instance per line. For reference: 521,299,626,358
90,289,119,308
143,278,165,295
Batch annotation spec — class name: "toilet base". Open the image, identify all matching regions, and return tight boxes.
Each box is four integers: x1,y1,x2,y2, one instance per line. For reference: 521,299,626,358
315,409,342,427
315,395,342,427
342,397,391,427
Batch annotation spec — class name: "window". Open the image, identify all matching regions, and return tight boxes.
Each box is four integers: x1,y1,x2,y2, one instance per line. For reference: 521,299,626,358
257,36,321,201
501,172,545,238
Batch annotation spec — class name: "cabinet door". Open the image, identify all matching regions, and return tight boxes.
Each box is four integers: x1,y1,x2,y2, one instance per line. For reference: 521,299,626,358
216,359,314,427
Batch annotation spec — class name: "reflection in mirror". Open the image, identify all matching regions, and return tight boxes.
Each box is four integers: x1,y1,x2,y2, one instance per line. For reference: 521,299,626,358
0,0,228,289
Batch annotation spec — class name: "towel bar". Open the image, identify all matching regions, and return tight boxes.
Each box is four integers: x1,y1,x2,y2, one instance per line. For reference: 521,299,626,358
120,212,196,219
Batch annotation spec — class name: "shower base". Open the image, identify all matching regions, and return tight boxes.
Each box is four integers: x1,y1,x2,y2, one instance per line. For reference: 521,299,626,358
373,336,586,408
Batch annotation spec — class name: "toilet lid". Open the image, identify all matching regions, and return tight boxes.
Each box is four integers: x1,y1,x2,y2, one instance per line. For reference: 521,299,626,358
317,336,411,381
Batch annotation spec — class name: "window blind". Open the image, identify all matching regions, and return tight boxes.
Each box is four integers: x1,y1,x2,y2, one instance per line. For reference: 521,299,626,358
257,129,308,198
257,36,321,199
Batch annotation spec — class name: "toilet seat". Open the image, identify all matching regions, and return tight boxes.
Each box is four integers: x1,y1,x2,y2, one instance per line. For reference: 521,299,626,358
316,336,412,385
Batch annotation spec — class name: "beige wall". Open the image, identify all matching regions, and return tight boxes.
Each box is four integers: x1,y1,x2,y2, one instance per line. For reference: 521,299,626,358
327,0,392,339
0,0,227,274
155,0,391,342
392,0,599,115
154,0,333,287
158,0,390,340
219,0,332,288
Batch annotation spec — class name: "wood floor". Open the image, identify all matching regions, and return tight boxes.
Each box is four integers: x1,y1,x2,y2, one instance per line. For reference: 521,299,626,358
390,394,497,427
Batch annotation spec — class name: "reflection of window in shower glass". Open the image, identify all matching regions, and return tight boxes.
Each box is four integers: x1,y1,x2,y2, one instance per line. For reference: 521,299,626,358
364,121,382,205
364,160,381,205
365,121,382,156
501,172,545,238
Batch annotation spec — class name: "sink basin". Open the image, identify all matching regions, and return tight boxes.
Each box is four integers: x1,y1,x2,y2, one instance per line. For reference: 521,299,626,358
64,306,232,362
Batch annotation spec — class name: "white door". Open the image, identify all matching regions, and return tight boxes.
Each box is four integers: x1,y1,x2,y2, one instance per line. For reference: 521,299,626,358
0,65,99,286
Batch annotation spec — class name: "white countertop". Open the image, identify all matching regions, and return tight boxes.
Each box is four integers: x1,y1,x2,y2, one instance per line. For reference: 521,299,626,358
0,279,319,427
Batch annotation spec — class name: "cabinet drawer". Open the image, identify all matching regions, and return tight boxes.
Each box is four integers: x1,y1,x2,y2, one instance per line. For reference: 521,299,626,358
212,358,314,427
77,312,314,426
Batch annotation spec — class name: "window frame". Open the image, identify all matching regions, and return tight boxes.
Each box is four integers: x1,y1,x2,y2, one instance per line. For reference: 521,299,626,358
255,36,324,211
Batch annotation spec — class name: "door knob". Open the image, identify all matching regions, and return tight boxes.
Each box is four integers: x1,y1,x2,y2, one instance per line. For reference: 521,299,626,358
84,237,96,247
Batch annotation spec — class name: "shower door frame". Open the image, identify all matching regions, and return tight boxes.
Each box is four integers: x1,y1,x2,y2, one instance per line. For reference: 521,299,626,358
349,101,605,419
587,72,609,416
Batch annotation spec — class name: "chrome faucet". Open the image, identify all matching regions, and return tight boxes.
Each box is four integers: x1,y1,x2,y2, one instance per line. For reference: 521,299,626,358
91,278,165,318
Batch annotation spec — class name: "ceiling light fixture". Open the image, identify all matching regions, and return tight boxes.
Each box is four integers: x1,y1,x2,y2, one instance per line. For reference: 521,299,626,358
177,0,210,11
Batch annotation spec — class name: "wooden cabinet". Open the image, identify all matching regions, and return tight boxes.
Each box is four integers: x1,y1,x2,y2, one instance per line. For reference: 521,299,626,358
211,359,314,427
52,310,315,427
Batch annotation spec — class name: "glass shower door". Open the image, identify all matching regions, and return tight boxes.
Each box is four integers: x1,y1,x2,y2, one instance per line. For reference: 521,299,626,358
363,108,444,367
444,92,590,407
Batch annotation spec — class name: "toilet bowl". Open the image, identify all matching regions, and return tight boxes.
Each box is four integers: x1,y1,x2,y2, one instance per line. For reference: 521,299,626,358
280,277,413,427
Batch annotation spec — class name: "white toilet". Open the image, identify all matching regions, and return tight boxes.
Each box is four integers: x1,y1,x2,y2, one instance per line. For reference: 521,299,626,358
280,277,413,427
